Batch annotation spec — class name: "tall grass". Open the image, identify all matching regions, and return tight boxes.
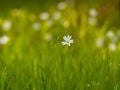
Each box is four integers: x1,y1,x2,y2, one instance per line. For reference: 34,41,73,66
0,7,120,90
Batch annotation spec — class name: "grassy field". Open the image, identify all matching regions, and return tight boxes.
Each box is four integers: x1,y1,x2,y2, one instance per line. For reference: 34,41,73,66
0,1,120,90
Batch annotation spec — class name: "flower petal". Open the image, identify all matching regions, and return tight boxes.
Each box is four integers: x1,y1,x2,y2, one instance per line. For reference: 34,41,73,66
69,40,74,43
67,43,71,46
61,41,67,45
68,35,72,40
63,36,67,40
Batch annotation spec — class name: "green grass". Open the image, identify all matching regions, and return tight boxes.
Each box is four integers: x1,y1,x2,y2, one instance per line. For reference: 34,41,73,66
0,6,120,90
1,41,120,90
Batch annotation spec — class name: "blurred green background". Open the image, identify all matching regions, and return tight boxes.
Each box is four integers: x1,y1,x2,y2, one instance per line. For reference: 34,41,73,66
0,0,120,90
0,0,119,26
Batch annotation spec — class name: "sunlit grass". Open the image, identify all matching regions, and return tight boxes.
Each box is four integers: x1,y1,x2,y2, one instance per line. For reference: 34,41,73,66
0,1,120,90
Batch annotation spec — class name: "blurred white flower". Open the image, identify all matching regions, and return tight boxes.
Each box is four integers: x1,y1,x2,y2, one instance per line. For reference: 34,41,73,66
89,8,98,17
61,35,74,46
45,33,52,41
52,12,61,20
0,35,9,45
39,12,49,20
106,31,115,39
110,36,118,43
106,31,118,43
57,2,67,10
62,20,70,28
46,20,53,26
32,22,40,30
2,20,12,31
109,43,116,51
88,17,97,25
96,37,104,48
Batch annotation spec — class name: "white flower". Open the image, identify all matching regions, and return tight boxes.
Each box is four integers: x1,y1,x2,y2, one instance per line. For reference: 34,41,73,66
111,36,118,43
39,12,49,20
88,17,97,25
96,37,104,48
46,20,53,26
52,12,61,20
0,35,9,45
62,20,70,28
89,8,98,17
57,2,67,10
44,33,52,41
2,20,12,31
109,43,116,51
32,22,40,30
61,35,74,46
106,31,115,39
106,31,118,43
